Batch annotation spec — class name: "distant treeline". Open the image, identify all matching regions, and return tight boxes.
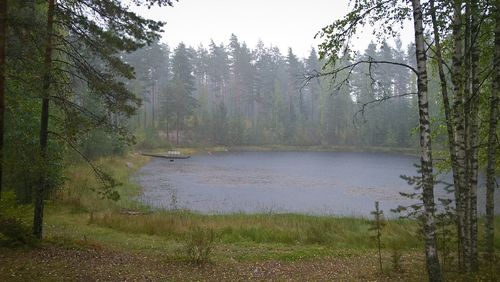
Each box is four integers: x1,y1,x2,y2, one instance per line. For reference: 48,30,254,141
124,34,436,148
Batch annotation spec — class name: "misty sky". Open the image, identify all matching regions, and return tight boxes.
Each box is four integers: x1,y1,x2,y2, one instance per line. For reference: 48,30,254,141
133,0,414,57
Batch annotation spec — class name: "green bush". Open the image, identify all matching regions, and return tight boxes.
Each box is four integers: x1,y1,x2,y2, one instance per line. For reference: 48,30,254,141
305,223,332,244
0,216,36,247
135,128,171,150
80,128,127,159
184,226,216,264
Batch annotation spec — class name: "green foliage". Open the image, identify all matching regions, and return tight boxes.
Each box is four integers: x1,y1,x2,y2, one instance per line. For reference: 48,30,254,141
184,226,216,264
3,1,65,204
121,26,425,148
4,91,66,203
80,128,127,160
435,199,457,272
391,246,403,272
91,209,421,250
212,101,228,145
0,193,36,247
2,0,176,240
0,216,36,247
370,201,386,272
56,154,149,213
228,113,245,145
135,127,171,150
316,0,411,66
304,220,335,244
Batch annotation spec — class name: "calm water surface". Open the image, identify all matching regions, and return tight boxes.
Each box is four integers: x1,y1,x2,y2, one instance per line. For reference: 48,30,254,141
136,151,499,217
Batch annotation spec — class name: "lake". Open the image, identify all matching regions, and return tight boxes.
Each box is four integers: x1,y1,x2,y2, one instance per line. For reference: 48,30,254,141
136,151,499,217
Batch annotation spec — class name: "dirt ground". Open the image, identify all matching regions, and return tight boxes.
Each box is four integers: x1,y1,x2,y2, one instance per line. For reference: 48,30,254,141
0,245,427,281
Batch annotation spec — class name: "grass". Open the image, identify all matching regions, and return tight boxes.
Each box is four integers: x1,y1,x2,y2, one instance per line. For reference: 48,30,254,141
170,144,420,156
1,150,500,281
88,211,421,249
47,150,500,252
54,152,151,213
30,151,428,256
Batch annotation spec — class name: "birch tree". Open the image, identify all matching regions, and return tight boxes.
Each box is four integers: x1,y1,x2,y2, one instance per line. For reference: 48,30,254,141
424,0,499,273
485,0,500,265
410,1,442,279
314,0,443,279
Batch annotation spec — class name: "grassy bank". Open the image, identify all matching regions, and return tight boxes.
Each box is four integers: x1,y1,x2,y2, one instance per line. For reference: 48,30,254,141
1,151,499,281
55,153,151,213
53,151,425,252
168,145,420,156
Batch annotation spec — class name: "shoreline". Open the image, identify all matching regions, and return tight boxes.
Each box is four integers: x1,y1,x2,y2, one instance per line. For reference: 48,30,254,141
167,145,421,157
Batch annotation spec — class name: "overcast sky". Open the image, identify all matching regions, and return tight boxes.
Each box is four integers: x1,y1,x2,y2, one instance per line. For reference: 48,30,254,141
132,0,414,58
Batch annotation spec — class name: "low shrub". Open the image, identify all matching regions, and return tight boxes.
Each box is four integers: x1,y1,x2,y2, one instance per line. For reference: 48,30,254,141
184,226,216,264
0,216,36,247
391,247,403,272
135,128,171,150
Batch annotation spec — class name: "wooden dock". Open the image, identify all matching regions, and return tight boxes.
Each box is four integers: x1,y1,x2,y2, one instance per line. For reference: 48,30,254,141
141,152,191,160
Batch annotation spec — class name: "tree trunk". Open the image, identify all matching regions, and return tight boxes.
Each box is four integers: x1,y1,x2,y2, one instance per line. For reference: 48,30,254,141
485,0,499,265
33,0,56,240
152,81,156,129
176,112,179,145
463,3,472,268
165,95,169,139
411,1,443,281
166,118,169,140
429,2,463,265
467,0,480,270
0,0,6,202
144,103,147,129
451,0,469,270
374,201,383,272
311,91,314,124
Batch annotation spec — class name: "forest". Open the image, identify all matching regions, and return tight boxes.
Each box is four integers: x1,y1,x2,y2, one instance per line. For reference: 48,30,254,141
0,0,499,281
126,36,418,148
